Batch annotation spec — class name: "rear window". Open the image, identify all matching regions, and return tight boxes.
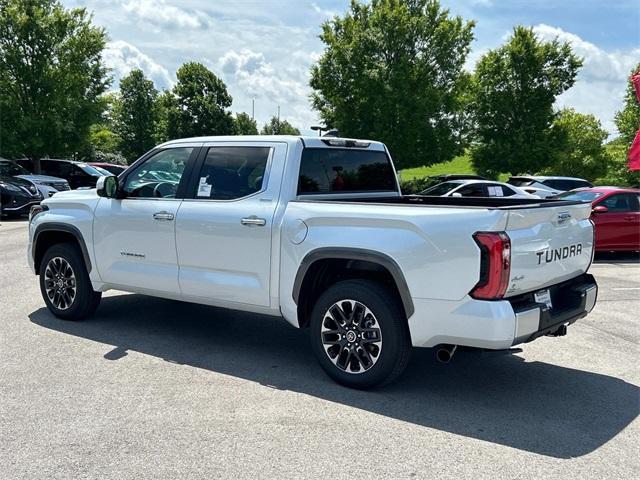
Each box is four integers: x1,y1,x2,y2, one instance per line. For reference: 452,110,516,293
555,191,603,202
542,179,592,190
420,181,461,196
298,148,396,194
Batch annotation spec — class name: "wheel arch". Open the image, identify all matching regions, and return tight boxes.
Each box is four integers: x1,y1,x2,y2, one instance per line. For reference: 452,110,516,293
33,223,92,274
292,247,414,328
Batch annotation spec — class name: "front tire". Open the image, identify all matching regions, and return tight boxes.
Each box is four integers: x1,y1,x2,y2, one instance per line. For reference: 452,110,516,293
39,243,101,320
310,280,411,389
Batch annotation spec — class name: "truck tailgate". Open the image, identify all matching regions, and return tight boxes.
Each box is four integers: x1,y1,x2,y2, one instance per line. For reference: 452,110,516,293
505,202,594,297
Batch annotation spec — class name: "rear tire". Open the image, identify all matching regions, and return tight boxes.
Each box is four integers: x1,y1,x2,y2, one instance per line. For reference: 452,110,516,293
39,242,101,320
310,280,411,389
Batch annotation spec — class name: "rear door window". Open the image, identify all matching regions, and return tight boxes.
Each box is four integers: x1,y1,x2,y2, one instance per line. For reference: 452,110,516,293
194,146,271,200
298,148,396,194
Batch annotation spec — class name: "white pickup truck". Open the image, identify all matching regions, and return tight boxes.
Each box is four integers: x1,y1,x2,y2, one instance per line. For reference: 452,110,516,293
28,136,598,388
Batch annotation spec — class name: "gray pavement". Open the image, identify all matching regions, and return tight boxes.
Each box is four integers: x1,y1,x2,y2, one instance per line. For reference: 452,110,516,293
1,218,638,479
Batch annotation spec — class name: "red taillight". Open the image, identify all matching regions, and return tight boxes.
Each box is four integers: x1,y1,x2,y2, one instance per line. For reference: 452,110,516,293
587,218,596,270
470,232,511,300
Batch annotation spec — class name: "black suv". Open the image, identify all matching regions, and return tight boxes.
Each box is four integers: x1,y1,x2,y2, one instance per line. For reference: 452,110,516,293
16,159,104,190
0,175,42,217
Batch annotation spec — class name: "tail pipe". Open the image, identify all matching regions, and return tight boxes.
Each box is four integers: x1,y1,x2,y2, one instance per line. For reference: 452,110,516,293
436,344,458,364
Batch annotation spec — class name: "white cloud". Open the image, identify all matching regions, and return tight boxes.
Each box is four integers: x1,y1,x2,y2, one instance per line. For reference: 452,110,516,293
532,24,639,135
312,2,337,18
103,40,173,90
121,0,211,30
218,48,318,131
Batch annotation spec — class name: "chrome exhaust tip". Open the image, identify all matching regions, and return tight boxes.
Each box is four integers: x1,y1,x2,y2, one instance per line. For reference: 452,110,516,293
436,345,458,364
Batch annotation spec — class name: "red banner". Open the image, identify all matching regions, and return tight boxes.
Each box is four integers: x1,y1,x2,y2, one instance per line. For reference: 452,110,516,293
629,129,640,171
633,72,640,103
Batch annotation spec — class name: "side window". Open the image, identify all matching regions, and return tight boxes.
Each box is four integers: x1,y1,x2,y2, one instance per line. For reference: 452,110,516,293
457,184,486,197
194,146,271,200
486,184,507,197
71,165,88,177
601,194,639,212
501,186,516,196
42,161,70,177
122,147,192,198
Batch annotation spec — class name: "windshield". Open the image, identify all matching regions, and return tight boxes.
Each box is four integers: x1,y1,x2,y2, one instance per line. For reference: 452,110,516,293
77,163,105,176
554,190,603,202
420,181,461,196
0,161,29,176
92,166,112,176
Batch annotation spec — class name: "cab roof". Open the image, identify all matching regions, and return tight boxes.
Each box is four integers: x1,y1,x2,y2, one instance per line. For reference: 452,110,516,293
159,135,387,151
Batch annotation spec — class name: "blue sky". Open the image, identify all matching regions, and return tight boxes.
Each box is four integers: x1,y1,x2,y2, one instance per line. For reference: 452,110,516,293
64,1,639,136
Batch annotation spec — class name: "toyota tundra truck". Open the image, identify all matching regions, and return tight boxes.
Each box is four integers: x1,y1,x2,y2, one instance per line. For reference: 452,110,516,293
27,136,598,388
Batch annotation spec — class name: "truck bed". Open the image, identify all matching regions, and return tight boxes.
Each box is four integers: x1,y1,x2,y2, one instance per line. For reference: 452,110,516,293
298,194,587,210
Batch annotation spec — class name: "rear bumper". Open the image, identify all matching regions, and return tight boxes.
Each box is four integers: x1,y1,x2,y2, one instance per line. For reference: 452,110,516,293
511,274,597,345
407,274,597,349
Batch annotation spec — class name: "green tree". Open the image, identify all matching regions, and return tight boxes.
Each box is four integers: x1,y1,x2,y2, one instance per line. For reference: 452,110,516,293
614,63,640,146
234,112,258,135
544,109,611,180
113,69,158,163
0,0,109,171
471,26,583,177
89,124,121,154
154,90,179,143
168,62,234,138
261,117,301,135
596,138,640,187
309,0,475,170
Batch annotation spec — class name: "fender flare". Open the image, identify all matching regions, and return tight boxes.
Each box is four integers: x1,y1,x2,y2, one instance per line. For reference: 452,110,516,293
33,223,92,273
292,247,414,318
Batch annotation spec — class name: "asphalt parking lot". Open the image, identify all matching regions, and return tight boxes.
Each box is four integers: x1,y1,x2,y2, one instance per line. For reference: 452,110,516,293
1,218,638,479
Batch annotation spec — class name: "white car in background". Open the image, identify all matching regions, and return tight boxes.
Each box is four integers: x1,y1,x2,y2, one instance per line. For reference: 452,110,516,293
420,179,540,199
507,176,593,198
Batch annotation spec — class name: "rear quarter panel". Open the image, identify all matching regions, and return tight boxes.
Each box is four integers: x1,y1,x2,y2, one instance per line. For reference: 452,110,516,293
279,201,508,326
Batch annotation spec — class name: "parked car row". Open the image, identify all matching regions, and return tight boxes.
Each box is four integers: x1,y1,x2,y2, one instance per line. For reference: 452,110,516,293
417,175,639,252
1,157,128,217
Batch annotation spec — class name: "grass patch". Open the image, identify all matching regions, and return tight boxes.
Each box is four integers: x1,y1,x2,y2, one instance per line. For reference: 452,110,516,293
399,154,510,182
399,154,474,180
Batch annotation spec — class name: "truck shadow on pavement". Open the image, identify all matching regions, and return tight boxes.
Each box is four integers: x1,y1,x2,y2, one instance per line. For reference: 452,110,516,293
30,294,639,459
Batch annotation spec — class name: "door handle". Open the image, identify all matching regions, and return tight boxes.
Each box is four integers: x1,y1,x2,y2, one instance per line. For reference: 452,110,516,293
153,211,174,221
624,216,635,221
241,216,266,227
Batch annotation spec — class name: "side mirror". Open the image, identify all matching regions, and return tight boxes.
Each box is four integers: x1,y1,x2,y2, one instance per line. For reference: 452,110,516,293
592,205,608,214
451,192,463,197
96,175,119,198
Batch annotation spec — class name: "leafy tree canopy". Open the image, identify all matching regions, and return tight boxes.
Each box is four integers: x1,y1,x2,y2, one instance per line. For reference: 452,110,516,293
310,0,475,170
544,109,611,180
0,0,110,170
261,117,301,135
614,63,640,146
234,112,259,135
113,68,158,163
470,26,583,177
161,62,235,140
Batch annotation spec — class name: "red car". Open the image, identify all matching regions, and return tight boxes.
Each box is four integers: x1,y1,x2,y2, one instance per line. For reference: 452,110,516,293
556,187,640,252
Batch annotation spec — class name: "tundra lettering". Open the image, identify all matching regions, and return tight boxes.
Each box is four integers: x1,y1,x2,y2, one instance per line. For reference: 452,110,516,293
536,244,583,265
28,135,598,389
